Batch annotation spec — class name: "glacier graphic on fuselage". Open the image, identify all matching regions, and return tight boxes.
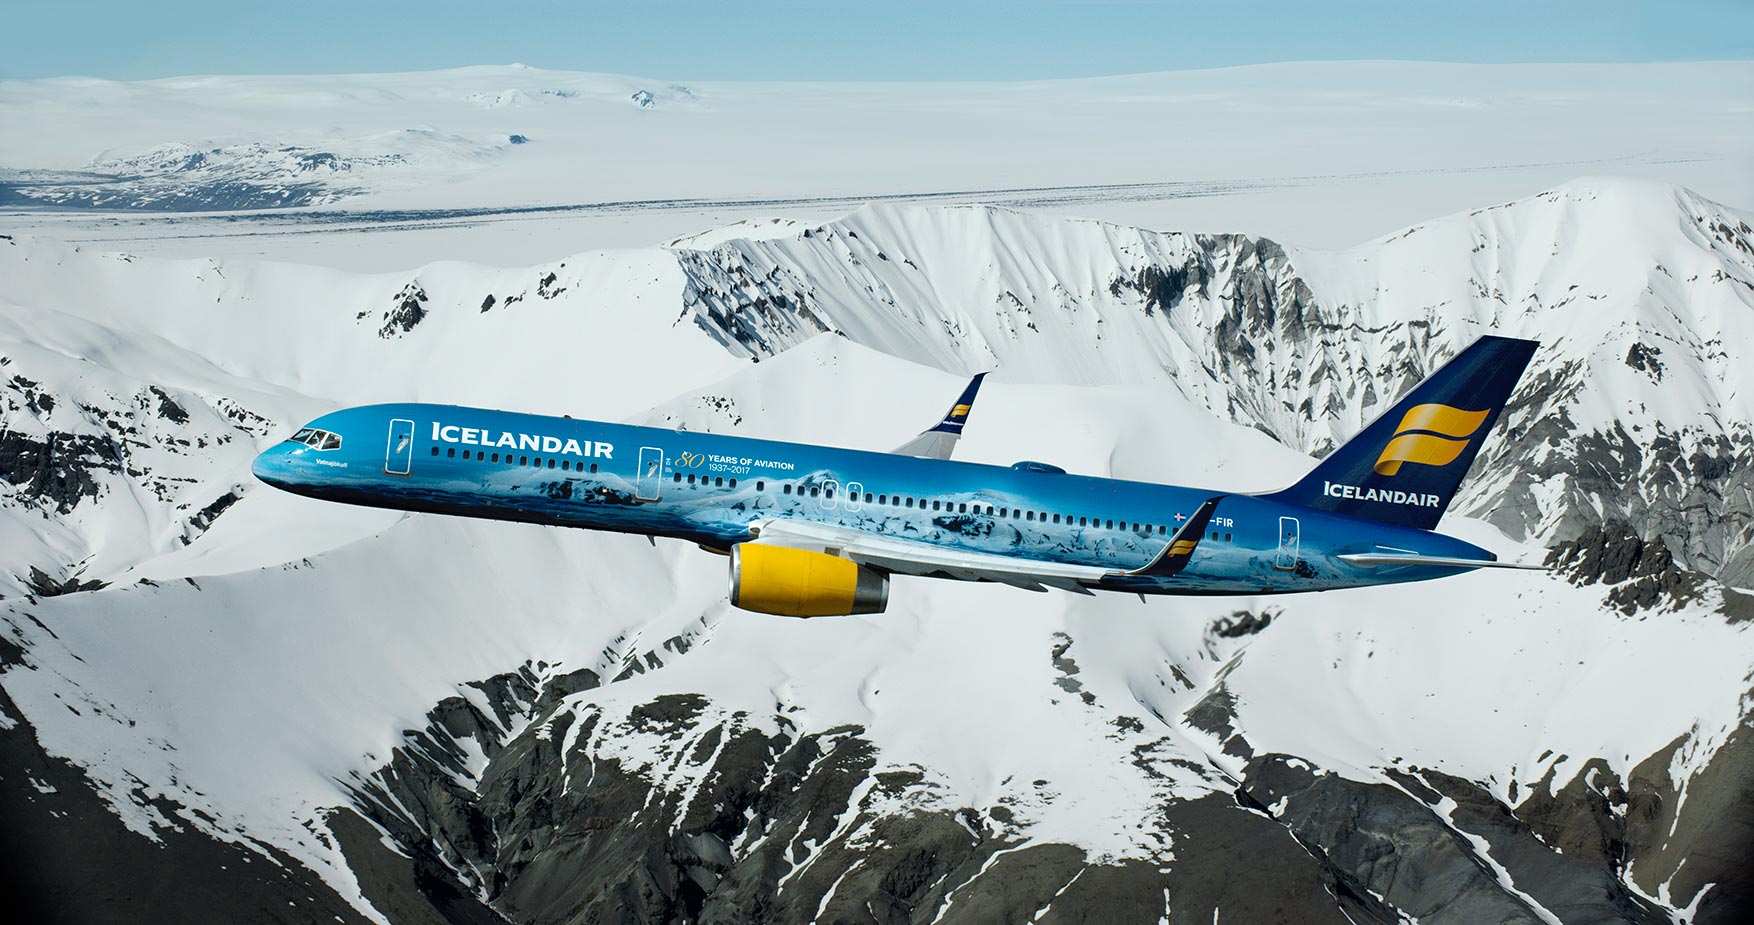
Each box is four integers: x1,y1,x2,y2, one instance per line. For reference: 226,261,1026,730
253,336,1542,608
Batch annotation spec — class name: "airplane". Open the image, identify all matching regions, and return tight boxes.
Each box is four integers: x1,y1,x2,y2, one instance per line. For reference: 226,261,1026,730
252,336,1542,617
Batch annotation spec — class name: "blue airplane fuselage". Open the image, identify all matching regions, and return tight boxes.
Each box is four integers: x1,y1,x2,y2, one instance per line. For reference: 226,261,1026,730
252,402,1494,595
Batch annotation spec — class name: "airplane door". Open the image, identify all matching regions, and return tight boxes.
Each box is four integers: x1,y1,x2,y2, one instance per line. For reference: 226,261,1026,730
1274,516,1300,570
635,446,663,501
384,418,415,476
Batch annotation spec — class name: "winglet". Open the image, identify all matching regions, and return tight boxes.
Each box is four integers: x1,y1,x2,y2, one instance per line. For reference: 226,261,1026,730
892,372,988,459
1123,496,1224,578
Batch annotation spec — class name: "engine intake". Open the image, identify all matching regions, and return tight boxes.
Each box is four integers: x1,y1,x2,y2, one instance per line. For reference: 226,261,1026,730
730,544,889,617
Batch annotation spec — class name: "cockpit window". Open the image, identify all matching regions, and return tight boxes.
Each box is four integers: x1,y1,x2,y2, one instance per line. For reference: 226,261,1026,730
287,428,342,451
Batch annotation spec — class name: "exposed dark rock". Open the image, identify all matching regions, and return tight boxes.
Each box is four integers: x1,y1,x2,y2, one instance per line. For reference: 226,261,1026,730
1546,521,1707,613
1626,342,1665,381
0,429,115,512
0,683,374,924
1240,754,1554,924
380,283,430,338
345,667,1454,924
186,489,239,537
1412,767,1666,922
23,566,107,597
148,385,190,423
1212,608,1275,637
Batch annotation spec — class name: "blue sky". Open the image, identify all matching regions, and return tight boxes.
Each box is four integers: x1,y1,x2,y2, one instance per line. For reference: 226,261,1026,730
4,0,1750,80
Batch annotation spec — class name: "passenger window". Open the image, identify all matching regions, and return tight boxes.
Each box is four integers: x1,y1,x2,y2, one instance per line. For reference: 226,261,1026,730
756,481,765,491
1026,511,1035,521
1225,533,1232,542
729,479,737,488
1158,525,1167,535
491,453,500,463
986,506,994,515
958,503,967,513
519,456,529,466
808,486,818,497
447,447,457,458
548,459,556,469
689,474,697,484
1106,520,1114,529
932,500,941,511
589,463,598,474
783,484,792,494
878,494,886,504
462,450,471,460
1211,531,1219,541
905,497,913,507
864,493,873,503
824,486,832,498
892,496,902,506
718,477,726,488
1051,514,1060,524
562,460,570,470
673,472,681,482
998,507,1007,517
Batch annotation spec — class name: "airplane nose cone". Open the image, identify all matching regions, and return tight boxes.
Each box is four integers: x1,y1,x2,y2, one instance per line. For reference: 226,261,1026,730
251,443,295,487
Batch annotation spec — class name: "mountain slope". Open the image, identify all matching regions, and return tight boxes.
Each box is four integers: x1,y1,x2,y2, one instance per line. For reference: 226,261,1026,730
2,179,1752,922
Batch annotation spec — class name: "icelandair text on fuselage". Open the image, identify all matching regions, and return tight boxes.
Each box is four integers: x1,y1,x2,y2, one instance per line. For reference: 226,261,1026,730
432,424,613,458
1324,481,1441,508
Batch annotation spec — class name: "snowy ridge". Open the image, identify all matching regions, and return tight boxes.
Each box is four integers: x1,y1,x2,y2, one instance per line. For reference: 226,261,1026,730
2,180,1752,922
674,180,1754,584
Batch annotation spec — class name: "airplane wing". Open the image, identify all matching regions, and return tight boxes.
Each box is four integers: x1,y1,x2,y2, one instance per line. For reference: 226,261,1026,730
891,373,987,460
747,518,1108,593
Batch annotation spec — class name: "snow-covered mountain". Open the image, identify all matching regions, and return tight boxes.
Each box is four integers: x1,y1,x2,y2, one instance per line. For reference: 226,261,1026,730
3,178,1752,923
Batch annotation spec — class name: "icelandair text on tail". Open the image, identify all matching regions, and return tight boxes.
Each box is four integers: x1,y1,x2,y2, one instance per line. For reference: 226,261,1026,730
1324,481,1442,508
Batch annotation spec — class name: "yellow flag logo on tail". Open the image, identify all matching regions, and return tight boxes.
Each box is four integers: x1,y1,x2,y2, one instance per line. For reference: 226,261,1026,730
1167,539,1198,557
1373,404,1490,476
949,404,972,420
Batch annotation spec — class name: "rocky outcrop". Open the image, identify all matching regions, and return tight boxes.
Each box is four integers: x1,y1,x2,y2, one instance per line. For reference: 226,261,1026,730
380,283,432,338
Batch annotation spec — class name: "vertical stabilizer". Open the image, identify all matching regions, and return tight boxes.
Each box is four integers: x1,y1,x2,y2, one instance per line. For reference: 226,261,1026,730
1262,336,1537,530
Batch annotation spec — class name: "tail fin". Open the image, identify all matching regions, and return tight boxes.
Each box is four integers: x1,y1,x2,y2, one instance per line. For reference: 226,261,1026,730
1263,335,1537,530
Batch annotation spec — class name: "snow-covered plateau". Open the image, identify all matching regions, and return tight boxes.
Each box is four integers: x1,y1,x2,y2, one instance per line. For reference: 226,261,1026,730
2,62,1753,925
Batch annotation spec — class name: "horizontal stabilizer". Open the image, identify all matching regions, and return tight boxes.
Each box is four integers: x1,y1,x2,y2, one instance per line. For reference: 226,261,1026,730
1338,553,1547,570
1122,496,1224,578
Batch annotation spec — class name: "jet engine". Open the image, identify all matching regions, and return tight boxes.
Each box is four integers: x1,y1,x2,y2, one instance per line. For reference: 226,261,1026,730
729,544,889,617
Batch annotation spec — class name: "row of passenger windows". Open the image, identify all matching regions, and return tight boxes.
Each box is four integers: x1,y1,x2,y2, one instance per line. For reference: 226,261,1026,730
430,445,600,473
675,475,1179,536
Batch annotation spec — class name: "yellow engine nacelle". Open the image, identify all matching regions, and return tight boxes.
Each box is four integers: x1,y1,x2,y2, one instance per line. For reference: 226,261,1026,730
729,544,889,617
